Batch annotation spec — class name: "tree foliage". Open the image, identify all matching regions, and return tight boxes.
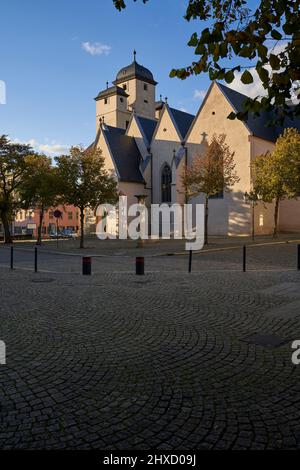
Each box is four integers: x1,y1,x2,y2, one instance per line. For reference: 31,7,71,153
0,135,33,243
252,127,300,236
113,0,300,123
19,154,60,244
55,146,119,248
182,134,239,244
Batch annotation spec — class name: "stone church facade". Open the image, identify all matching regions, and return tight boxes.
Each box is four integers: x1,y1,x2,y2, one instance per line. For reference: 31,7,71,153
89,54,300,236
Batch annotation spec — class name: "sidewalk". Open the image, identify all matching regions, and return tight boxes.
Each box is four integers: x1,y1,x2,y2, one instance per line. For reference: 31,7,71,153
1,233,300,257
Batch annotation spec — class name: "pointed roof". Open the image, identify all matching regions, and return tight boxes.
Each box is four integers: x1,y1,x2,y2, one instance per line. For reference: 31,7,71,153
136,116,157,146
95,85,129,101
114,55,157,86
103,126,144,184
169,108,195,140
218,82,300,142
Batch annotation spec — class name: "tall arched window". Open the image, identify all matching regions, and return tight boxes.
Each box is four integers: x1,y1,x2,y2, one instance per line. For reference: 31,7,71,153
161,164,172,203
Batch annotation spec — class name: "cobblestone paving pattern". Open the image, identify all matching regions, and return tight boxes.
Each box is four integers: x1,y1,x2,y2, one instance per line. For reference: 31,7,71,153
1,268,300,449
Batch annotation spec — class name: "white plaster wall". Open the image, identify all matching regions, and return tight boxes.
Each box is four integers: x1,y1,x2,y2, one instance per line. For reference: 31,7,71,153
186,83,252,236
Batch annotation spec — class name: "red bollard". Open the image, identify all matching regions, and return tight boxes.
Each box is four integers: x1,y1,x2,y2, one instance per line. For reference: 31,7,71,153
82,257,92,275
136,257,145,275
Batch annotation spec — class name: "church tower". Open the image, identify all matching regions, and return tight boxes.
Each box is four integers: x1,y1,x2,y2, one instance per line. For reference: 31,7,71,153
95,52,157,132
95,82,131,131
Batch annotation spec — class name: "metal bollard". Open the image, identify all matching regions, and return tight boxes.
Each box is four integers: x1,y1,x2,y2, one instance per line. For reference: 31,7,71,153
136,257,145,275
34,247,38,273
297,244,300,271
243,245,246,272
188,250,193,273
10,246,14,270
82,257,92,275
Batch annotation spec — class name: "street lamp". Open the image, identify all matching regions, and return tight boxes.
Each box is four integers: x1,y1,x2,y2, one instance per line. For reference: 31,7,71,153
134,194,148,248
244,191,259,241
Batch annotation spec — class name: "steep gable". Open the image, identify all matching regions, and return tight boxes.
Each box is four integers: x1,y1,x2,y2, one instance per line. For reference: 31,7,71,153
103,126,144,184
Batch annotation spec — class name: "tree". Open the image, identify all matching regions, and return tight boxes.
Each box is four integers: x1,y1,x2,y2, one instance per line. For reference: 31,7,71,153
244,190,259,240
182,134,240,244
252,128,300,237
19,154,60,245
55,146,119,249
113,0,300,123
0,136,33,244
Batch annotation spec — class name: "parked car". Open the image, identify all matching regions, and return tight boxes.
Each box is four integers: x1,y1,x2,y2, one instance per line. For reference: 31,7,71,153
50,230,78,239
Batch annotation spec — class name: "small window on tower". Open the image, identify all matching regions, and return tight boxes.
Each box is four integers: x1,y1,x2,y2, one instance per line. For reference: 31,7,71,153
144,83,148,91
144,99,148,104
126,121,129,129
123,84,127,91
120,97,124,103
104,98,108,105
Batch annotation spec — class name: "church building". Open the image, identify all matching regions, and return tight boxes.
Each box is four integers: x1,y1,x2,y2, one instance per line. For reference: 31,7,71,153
89,53,300,236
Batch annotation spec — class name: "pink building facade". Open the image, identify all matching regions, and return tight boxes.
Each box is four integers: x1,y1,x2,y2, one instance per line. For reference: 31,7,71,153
13,205,79,238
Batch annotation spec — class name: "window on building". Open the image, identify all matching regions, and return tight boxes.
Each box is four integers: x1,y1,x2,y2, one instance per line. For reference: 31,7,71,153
144,99,148,104
126,120,129,129
68,212,73,220
161,164,172,203
123,84,127,91
144,83,148,91
104,98,108,105
120,97,124,103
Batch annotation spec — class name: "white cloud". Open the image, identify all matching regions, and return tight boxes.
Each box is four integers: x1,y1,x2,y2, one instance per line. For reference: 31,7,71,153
38,143,70,156
12,138,70,157
227,42,290,99
82,41,111,56
194,89,206,100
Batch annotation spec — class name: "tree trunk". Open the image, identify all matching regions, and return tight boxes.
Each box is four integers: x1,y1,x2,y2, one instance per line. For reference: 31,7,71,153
1,211,13,244
273,197,280,238
80,207,84,249
37,205,44,245
204,196,209,245
251,204,255,241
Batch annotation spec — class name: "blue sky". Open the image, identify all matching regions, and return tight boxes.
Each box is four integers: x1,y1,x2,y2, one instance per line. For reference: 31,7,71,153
0,0,261,155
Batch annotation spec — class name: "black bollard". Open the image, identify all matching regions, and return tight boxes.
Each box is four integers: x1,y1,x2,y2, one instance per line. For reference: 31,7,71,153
297,244,300,271
10,246,14,270
188,250,193,273
136,257,145,275
243,245,246,272
34,247,38,273
82,257,92,275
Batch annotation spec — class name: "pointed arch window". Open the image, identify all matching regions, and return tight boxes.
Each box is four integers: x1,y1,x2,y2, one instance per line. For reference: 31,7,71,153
161,164,172,203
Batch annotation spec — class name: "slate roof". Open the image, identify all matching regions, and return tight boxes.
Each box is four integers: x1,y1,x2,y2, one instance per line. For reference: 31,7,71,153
95,85,129,101
103,126,144,184
114,60,157,86
137,116,157,146
169,108,195,140
218,82,300,142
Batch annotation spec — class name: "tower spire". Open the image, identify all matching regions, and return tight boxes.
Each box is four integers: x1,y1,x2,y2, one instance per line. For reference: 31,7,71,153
133,50,137,62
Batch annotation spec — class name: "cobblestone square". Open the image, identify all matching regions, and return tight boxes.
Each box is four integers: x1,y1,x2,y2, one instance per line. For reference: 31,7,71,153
1,255,300,449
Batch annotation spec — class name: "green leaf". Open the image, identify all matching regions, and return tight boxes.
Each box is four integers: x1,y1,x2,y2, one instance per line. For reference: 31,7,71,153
269,54,281,70
271,30,282,40
227,112,236,120
241,70,254,84
224,70,235,83
188,33,198,47
195,43,206,55
257,44,268,59
256,65,269,83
